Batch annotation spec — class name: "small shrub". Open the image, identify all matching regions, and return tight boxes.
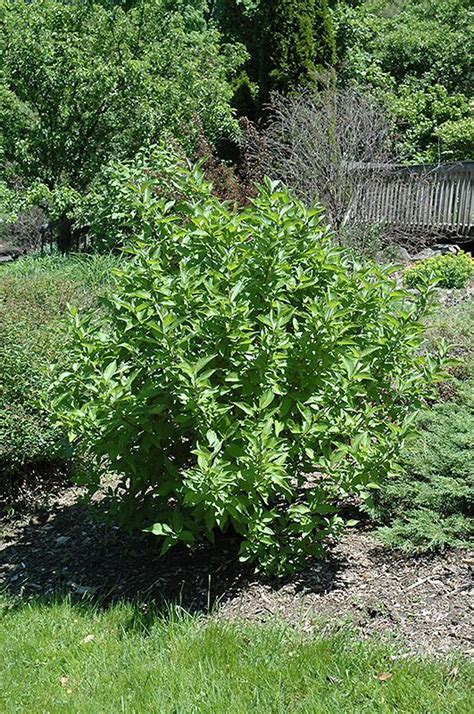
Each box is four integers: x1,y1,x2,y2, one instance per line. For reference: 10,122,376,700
51,172,444,575
372,300,474,553
374,402,474,552
404,251,474,290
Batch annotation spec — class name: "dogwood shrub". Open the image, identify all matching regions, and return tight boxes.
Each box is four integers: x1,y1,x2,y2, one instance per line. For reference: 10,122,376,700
51,177,444,574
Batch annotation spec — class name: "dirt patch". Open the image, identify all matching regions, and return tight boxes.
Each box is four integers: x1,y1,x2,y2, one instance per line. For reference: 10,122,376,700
219,535,473,657
1,484,472,656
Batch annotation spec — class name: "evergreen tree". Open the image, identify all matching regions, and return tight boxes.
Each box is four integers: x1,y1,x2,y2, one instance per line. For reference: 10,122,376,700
216,0,336,115
314,0,336,72
213,1,262,119
259,0,317,102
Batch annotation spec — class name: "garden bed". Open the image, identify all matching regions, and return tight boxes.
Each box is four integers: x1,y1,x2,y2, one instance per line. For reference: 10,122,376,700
1,483,472,657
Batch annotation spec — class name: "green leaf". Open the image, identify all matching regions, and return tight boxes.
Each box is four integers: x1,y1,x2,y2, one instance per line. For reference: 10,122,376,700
103,361,117,381
259,390,275,410
234,402,254,416
144,522,173,537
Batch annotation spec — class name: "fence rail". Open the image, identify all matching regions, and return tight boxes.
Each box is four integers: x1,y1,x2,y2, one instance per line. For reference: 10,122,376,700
352,162,474,236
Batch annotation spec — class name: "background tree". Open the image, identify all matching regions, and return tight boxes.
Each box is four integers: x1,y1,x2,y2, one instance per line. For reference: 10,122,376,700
313,1,337,74
214,0,336,114
258,0,318,102
0,0,244,244
334,0,474,162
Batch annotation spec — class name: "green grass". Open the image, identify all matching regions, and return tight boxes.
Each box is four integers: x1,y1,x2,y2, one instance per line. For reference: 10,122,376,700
0,598,472,713
1,252,123,289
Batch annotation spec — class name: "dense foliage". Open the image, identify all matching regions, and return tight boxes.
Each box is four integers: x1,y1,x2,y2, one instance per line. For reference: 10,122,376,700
51,161,443,574
215,0,336,113
0,256,120,487
79,145,217,251
258,0,336,101
1,0,471,242
335,0,474,162
404,252,474,290
0,181,18,228
0,0,244,235
373,300,474,552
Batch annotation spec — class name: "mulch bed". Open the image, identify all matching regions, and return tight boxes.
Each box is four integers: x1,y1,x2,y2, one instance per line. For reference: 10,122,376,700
1,483,472,656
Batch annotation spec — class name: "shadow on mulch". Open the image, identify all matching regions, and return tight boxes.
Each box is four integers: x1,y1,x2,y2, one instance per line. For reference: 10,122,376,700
0,493,342,614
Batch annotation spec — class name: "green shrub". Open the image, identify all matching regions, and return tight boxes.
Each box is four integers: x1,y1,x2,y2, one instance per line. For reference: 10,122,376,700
0,255,120,486
374,402,474,552
51,177,444,576
373,300,474,553
82,146,213,252
435,115,474,162
404,251,474,290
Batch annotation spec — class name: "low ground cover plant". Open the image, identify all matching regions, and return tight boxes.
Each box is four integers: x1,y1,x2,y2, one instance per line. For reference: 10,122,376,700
373,299,474,552
404,251,474,290
0,255,120,490
375,399,474,552
51,162,445,575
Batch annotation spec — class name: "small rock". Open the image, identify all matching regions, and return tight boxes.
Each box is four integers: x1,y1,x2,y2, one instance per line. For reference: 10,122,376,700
70,583,97,595
413,248,436,261
55,536,69,546
395,246,412,262
433,243,460,255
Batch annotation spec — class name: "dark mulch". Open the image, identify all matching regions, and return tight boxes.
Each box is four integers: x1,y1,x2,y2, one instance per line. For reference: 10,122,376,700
1,483,472,656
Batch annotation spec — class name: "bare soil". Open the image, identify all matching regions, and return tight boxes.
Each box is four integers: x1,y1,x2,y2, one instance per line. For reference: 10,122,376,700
1,483,472,656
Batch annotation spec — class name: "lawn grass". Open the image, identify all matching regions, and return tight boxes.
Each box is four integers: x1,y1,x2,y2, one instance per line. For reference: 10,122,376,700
0,598,472,713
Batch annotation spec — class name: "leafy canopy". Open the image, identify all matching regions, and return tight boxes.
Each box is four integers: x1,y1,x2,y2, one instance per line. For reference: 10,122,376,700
78,145,214,251
334,0,474,162
0,0,244,198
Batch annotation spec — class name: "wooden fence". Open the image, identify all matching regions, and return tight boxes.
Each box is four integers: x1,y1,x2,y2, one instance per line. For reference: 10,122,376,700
352,162,474,236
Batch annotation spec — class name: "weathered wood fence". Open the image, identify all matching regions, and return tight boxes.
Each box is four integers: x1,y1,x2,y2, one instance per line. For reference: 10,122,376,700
352,162,474,236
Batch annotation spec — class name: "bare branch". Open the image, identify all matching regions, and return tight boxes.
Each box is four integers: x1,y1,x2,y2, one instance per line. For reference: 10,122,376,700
254,87,394,232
